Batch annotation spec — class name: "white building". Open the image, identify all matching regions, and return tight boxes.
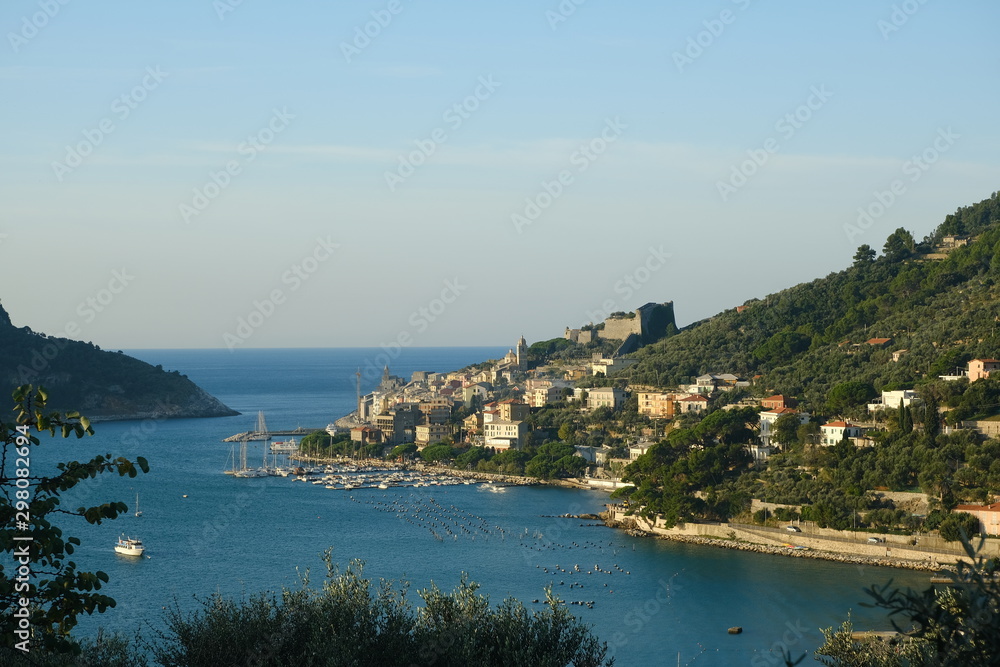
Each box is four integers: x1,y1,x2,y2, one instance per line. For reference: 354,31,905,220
820,421,864,445
577,387,628,411
677,394,709,414
868,389,922,413
483,420,527,450
590,357,639,377
628,442,654,460
759,408,810,448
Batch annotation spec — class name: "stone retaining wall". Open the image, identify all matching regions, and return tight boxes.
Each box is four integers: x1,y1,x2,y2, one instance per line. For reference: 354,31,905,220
603,507,984,570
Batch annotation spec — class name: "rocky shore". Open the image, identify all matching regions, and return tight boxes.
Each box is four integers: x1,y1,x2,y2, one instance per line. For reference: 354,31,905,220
603,513,946,573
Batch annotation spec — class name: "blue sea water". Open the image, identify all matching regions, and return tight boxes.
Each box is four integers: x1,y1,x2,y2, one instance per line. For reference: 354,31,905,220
26,348,928,665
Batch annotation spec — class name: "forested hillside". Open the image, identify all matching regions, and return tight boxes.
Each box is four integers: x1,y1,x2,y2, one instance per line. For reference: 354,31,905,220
0,302,238,421
620,191,1000,409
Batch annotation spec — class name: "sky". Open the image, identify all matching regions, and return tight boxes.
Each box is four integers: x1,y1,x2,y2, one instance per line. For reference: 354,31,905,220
2,0,999,351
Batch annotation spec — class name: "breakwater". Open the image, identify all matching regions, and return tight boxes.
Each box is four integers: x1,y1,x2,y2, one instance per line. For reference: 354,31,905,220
602,509,970,573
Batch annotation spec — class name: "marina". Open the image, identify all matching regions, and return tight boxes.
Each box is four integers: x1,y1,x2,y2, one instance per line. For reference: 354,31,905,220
228,458,519,492
55,347,932,665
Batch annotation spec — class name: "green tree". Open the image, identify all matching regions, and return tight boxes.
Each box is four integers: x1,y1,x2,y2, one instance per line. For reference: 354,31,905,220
939,512,981,542
0,386,149,655
35,553,610,667
557,423,574,443
819,539,1000,666
389,443,418,459
923,395,941,438
826,381,877,414
853,244,876,267
419,443,456,463
753,331,811,365
772,413,802,448
882,227,916,262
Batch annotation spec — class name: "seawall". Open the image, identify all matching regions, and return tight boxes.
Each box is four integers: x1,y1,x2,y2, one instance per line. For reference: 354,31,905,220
603,506,995,572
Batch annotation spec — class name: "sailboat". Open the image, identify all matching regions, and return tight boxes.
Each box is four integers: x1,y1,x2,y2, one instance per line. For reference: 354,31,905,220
134,492,143,517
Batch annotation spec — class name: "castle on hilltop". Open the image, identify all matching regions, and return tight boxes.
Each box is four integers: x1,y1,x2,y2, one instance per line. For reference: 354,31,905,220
565,301,675,348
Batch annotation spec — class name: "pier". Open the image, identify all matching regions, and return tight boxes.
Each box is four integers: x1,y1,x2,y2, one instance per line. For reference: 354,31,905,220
221,410,325,442
222,427,324,442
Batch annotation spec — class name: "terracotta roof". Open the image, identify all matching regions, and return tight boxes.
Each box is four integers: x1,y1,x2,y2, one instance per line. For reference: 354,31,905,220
866,338,892,345
679,395,709,402
762,407,798,415
955,503,1000,512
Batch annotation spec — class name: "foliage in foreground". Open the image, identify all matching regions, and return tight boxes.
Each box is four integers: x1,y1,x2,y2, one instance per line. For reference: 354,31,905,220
1,553,612,666
149,550,609,667
817,537,1000,666
0,386,148,655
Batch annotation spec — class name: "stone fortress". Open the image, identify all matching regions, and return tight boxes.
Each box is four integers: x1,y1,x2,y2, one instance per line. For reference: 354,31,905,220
565,301,676,349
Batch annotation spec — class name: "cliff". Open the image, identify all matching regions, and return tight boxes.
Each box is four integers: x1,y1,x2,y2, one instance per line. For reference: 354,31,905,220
0,301,239,421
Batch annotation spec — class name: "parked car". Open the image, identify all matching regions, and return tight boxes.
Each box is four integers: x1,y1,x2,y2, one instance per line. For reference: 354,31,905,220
867,537,883,543
785,525,801,532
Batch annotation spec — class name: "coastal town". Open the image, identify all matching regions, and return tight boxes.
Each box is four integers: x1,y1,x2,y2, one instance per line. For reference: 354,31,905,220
310,299,1000,572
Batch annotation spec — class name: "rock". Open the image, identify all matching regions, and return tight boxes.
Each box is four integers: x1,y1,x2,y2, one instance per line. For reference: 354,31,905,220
728,627,743,634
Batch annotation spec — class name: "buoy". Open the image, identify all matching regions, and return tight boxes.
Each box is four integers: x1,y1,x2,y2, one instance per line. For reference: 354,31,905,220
728,627,743,635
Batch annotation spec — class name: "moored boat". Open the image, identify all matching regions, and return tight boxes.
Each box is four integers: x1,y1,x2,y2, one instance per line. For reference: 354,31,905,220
115,535,145,557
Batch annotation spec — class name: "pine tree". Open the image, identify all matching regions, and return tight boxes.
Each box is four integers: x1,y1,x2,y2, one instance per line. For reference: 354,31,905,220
924,395,941,437
903,405,914,434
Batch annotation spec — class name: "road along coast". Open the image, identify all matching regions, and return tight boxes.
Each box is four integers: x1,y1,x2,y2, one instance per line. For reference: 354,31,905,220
601,506,991,572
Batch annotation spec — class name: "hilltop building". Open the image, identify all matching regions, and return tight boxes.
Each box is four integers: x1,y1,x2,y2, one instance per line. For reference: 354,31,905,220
759,407,809,448
565,302,676,345
868,389,922,413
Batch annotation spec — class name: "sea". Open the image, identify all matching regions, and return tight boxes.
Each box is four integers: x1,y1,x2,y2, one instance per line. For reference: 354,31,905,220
26,348,928,665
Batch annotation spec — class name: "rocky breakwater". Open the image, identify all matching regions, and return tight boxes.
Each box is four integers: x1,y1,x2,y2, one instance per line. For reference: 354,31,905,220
601,512,945,573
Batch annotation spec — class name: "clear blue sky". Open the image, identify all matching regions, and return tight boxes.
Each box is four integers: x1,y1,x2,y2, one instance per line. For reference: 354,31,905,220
2,0,998,350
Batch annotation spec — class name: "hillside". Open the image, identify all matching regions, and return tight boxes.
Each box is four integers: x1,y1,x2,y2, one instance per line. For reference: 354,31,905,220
0,302,238,421
619,190,1000,409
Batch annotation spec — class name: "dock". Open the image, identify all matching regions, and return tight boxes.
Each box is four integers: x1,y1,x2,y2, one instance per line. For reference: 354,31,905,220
222,410,325,442
222,427,323,442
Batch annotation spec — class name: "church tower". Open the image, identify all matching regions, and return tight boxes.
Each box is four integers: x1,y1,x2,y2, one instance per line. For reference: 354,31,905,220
516,335,528,371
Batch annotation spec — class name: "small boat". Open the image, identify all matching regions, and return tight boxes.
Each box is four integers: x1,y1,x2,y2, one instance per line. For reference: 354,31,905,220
134,492,142,518
115,535,145,557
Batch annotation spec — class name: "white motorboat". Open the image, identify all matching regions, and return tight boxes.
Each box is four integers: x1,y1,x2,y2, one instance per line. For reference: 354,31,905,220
114,535,145,557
